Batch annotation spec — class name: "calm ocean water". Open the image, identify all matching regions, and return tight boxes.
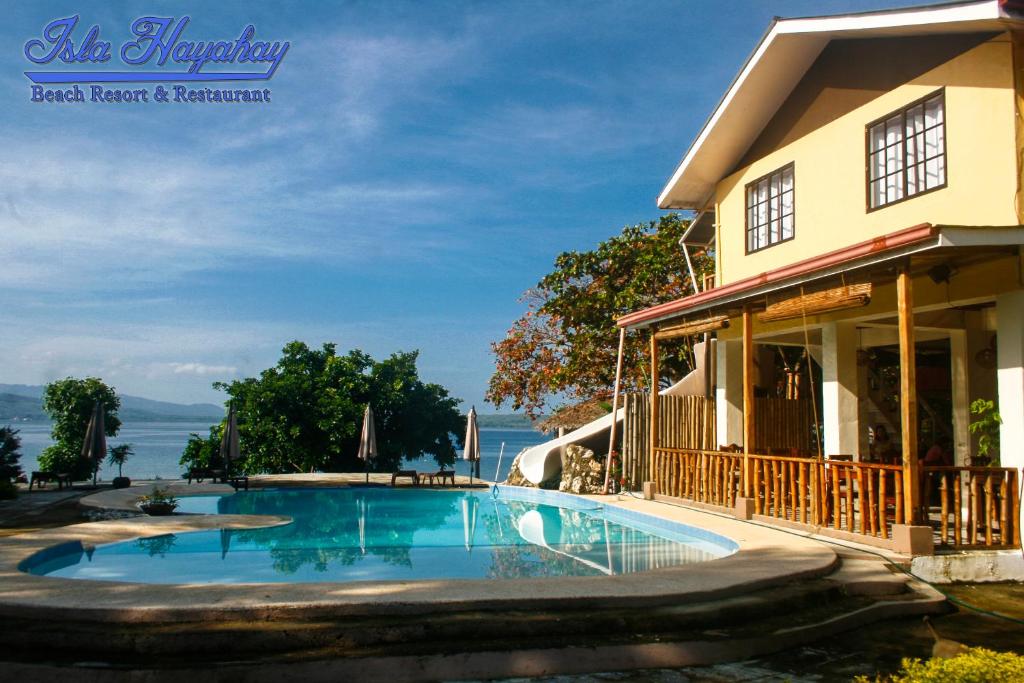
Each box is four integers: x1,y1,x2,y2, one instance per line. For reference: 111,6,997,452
12,422,548,482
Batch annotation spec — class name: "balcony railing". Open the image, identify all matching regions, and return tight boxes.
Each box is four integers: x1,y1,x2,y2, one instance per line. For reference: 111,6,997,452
649,449,1020,551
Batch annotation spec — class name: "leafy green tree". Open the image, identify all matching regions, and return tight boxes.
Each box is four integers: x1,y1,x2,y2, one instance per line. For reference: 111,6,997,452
211,342,464,474
38,377,121,480
0,426,23,499
487,214,712,418
179,426,223,472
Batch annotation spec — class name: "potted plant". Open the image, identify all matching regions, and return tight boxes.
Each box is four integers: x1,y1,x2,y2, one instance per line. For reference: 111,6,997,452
969,399,1001,466
137,486,178,516
108,443,134,489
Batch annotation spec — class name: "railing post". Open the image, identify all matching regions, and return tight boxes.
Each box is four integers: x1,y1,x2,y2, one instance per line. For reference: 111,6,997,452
649,331,659,487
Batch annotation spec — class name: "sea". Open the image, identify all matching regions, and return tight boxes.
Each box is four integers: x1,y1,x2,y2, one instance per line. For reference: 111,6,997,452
11,422,548,483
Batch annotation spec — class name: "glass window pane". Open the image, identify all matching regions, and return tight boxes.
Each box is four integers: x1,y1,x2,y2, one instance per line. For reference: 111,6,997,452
781,213,793,240
925,96,943,126
870,123,886,153
926,156,945,188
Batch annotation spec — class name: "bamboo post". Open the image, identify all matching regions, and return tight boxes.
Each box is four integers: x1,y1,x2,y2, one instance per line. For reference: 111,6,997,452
879,469,889,539
649,332,659,486
954,472,962,546
897,266,920,524
603,327,626,494
742,306,754,497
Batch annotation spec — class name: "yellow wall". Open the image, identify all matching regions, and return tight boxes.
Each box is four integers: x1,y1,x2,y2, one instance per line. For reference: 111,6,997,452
716,35,1019,287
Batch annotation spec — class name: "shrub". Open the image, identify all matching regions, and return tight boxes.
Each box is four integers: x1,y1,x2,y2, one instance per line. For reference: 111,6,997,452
857,647,1024,683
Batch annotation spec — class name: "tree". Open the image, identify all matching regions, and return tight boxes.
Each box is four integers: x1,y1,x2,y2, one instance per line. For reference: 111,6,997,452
108,444,134,478
487,214,713,418
0,426,23,499
39,377,121,480
179,426,223,472
210,341,465,474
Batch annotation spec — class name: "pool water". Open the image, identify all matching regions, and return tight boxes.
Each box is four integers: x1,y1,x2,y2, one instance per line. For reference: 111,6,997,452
24,488,736,584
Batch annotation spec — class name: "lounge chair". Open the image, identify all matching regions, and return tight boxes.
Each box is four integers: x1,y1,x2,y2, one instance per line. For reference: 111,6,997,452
426,469,455,487
391,470,419,486
29,471,72,491
186,467,225,484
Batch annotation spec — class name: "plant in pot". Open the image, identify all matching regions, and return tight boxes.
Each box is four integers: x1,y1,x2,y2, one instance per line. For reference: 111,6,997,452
137,486,178,516
108,443,134,489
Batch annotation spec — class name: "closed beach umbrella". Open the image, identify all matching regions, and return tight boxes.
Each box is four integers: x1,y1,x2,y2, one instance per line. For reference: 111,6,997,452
80,401,106,486
219,406,241,474
461,495,479,553
357,405,378,484
463,406,481,484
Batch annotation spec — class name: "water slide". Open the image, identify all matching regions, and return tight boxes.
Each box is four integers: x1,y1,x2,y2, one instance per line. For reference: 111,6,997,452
516,340,712,485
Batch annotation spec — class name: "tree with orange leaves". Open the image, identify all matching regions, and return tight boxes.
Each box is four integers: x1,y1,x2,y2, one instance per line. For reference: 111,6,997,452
487,214,712,419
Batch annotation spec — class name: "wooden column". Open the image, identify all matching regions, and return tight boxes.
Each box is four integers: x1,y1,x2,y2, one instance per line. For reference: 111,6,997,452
649,331,659,485
897,266,920,524
742,306,755,497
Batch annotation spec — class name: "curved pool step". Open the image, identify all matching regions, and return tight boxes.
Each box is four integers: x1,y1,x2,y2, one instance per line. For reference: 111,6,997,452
0,555,945,680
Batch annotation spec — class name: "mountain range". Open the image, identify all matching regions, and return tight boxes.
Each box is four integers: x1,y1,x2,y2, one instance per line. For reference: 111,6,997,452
0,384,223,423
0,383,537,428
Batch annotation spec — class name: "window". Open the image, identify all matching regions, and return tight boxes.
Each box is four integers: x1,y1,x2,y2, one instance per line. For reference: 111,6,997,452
745,163,794,253
867,90,946,210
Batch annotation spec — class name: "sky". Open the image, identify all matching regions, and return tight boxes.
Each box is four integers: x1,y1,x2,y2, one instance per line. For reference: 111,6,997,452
1,0,932,411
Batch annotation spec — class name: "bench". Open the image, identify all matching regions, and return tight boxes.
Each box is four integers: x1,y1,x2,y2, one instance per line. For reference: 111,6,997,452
29,471,72,491
427,470,455,487
391,470,420,487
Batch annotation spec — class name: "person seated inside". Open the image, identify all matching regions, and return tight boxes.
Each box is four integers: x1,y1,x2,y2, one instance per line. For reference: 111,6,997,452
921,435,953,503
870,424,895,464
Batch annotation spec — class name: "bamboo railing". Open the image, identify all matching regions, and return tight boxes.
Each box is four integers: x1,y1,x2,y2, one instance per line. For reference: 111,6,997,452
818,460,904,539
748,453,822,526
924,466,1021,549
652,448,743,508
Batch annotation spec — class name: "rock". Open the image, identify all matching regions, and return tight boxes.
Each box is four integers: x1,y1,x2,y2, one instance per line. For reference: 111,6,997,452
556,444,606,495
503,451,534,487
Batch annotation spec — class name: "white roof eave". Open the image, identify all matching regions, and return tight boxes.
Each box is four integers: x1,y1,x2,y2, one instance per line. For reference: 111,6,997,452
657,0,1017,210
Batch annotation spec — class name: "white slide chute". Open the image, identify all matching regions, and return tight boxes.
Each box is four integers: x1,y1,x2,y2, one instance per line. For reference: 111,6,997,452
516,340,712,485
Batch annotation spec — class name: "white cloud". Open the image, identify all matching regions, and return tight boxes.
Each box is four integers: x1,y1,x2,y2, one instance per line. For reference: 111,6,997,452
170,362,239,376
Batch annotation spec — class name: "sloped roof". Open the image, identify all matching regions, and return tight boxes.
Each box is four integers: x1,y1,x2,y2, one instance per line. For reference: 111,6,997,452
658,0,1024,210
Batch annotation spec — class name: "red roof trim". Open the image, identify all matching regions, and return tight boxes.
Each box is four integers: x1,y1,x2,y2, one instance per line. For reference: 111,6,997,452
618,223,937,328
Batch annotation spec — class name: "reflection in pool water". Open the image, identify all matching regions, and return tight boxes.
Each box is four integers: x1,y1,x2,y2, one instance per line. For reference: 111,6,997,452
25,488,735,584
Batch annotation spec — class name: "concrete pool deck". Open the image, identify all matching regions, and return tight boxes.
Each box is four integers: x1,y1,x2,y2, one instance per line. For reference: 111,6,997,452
0,476,947,681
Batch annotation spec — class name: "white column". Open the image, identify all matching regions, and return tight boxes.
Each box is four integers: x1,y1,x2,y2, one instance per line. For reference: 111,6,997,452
949,330,970,466
821,321,860,458
716,339,744,448
996,290,1024,472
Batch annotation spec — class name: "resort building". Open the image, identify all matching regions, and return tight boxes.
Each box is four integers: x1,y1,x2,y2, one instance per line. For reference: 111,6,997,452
618,0,1024,555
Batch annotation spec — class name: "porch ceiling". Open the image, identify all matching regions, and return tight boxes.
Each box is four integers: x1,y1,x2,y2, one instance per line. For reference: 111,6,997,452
618,224,1024,330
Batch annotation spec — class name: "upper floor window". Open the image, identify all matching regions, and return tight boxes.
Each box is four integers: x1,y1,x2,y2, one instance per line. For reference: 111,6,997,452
745,163,794,253
867,90,946,210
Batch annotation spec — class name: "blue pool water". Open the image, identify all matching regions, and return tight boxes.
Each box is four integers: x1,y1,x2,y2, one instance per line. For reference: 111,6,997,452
23,488,736,584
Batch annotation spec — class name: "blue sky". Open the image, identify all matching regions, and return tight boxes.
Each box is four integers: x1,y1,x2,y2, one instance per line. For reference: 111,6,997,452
2,1,927,410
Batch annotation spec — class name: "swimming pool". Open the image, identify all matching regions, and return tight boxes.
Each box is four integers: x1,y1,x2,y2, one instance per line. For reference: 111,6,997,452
23,487,737,584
